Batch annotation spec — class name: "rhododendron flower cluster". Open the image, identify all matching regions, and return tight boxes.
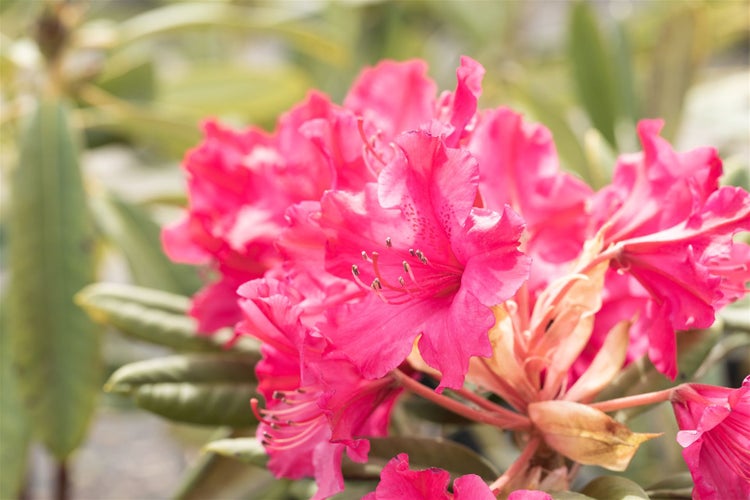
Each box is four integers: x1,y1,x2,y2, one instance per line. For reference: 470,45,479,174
163,57,750,499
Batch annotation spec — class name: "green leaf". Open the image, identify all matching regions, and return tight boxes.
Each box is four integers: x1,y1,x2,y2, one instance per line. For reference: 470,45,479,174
568,1,619,148
203,438,268,468
645,6,707,142
645,472,693,499
105,353,261,426
158,64,311,123
7,98,101,459
581,475,649,500
96,59,155,103
0,297,30,500
366,436,499,481
76,282,254,352
89,191,201,295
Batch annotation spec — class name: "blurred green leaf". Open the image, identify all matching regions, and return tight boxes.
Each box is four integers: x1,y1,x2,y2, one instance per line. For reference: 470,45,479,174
96,59,155,103
366,436,499,481
645,6,707,141
7,98,101,459
203,438,268,468
159,64,311,123
568,1,619,148
0,296,30,500
550,492,595,500
645,472,693,499
89,191,201,295
581,475,649,499
105,353,261,426
115,2,346,66
76,282,256,352
400,393,473,425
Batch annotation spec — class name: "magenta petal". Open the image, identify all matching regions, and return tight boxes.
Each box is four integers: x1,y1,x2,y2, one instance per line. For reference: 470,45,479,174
365,453,452,500
452,474,495,500
344,60,437,140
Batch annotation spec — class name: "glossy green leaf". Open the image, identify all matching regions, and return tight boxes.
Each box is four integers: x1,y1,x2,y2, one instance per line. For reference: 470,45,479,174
400,394,473,425
7,98,101,459
0,298,30,500
89,192,201,295
76,282,255,352
550,493,595,500
203,438,268,468
366,436,499,481
581,475,649,500
105,354,261,426
568,1,618,148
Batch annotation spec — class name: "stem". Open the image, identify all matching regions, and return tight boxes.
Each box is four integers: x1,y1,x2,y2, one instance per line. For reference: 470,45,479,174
55,460,69,500
589,388,673,413
391,369,531,430
489,435,541,493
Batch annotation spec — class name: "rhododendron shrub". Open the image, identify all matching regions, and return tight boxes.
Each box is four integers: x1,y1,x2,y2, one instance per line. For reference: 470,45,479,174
163,57,750,499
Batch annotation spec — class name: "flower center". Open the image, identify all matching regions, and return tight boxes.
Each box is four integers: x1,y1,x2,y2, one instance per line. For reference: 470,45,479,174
350,237,462,304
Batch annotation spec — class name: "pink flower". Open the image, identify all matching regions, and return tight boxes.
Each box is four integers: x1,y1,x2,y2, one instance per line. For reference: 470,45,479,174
320,131,529,390
162,92,338,331
670,376,750,499
588,121,749,378
468,107,592,297
363,453,496,500
238,278,401,500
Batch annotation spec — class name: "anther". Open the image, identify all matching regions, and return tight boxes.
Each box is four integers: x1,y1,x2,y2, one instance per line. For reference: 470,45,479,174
361,251,369,261
409,248,416,257
272,391,285,400
371,278,383,290
398,276,405,287
415,250,427,264
351,264,360,277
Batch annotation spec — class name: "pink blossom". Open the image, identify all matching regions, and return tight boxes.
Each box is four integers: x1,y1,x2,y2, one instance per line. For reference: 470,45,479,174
363,453,495,500
238,278,401,500
671,376,750,499
468,107,592,297
588,121,749,378
162,92,337,331
320,131,529,390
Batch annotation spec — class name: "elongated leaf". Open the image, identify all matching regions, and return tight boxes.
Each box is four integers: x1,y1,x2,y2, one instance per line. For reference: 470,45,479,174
646,472,693,499
366,436,499,481
568,1,618,148
581,476,649,500
203,438,268,468
89,192,201,295
0,297,30,499
76,282,255,352
158,64,311,123
105,354,261,426
645,6,707,141
7,98,101,459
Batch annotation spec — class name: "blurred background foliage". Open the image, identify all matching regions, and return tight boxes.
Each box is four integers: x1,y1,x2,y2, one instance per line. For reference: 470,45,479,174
0,0,748,499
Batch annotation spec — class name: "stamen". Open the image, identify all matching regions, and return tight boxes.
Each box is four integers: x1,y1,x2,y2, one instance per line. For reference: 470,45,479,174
398,276,405,287
415,249,428,264
361,251,369,261
385,237,392,248
403,260,417,283
272,391,285,401
409,248,416,257
351,265,360,276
